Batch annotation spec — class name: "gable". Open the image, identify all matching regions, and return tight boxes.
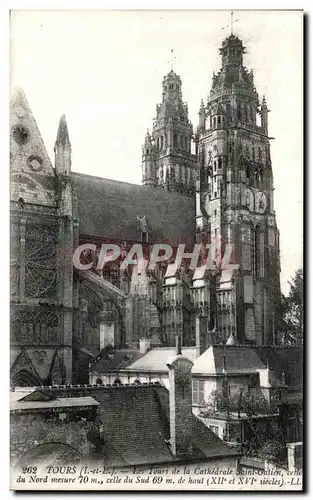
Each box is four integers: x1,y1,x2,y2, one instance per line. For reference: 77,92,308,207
10,88,57,206
18,390,55,402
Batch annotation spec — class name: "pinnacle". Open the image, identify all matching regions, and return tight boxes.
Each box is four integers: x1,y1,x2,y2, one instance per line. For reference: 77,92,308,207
55,114,71,147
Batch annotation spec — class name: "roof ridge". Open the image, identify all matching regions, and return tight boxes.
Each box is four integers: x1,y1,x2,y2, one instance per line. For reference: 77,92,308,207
72,171,141,187
10,381,164,392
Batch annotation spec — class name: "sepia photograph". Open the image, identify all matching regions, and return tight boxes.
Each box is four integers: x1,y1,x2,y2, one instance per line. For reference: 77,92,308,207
9,8,303,491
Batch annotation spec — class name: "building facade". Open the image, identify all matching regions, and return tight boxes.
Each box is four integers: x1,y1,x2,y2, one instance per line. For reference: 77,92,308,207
10,32,281,386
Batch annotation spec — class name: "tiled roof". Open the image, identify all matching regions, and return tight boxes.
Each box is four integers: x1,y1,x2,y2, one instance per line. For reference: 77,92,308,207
72,172,195,246
90,347,144,372
11,385,239,466
191,345,303,387
192,346,266,375
125,347,198,373
10,394,99,411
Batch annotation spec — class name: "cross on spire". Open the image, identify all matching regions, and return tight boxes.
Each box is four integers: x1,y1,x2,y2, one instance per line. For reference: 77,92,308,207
168,48,176,71
221,10,239,35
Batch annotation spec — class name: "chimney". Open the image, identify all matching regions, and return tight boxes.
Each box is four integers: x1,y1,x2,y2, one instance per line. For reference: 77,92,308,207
139,338,151,354
167,354,194,457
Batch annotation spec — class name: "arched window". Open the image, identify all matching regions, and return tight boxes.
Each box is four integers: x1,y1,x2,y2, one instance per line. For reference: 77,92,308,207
218,157,222,170
113,378,122,385
174,134,177,149
160,135,164,150
213,117,216,128
96,378,103,385
254,225,264,278
134,379,141,385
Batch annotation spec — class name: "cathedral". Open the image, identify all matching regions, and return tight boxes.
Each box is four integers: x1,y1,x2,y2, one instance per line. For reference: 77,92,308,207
10,33,281,386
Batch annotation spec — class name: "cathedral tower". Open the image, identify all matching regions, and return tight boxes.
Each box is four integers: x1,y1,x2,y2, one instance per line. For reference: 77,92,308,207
142,69,197,196
196,34,281,345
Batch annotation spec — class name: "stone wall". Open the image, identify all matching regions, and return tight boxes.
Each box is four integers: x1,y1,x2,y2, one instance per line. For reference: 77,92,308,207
11,407,97,466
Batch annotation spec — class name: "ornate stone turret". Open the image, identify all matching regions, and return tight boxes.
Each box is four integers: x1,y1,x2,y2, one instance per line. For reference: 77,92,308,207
196,32,281,346
54,115,71,177
261,95,269,136
142,130,156,187
142,68,197,196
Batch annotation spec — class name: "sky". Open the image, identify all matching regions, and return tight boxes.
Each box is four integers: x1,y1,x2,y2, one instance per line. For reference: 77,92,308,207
10,9,303,295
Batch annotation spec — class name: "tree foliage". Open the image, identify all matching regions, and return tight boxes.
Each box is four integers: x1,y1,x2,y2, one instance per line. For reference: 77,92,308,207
279,269,303,346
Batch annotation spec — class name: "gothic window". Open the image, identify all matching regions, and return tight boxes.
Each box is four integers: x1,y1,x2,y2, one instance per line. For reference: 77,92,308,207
214,191,217,198
218,116,221,126
185,136,188,151
96,378,103,385
247,105,251,122
213,117,216,128
246,165,250,179
214,209,217,217
214,161,217,172
169,84,174,90
241,225,253,272
157,137,160,150
11,307,59,344
260,170,263,183
218,157,222,170
174,133,177,149
160,135,164,150
25,224,57,299
254,225,264,278
10,224,20,300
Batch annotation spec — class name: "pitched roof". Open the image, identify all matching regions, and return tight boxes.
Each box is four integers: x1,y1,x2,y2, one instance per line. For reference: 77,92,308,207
10,394,99,411
91,348,144,372
72,172,195,246
11,385,239,466
125,347,198,373
192,346,266,375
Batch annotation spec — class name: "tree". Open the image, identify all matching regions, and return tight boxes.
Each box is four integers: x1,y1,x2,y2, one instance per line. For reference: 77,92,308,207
280,269,303,346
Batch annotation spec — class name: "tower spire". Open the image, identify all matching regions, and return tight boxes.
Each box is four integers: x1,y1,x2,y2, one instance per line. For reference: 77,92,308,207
168,49,176,72
222,10,239,35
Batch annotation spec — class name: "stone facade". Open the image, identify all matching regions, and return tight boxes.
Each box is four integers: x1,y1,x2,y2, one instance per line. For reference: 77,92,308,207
10,32,281,386
194,35,280,345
